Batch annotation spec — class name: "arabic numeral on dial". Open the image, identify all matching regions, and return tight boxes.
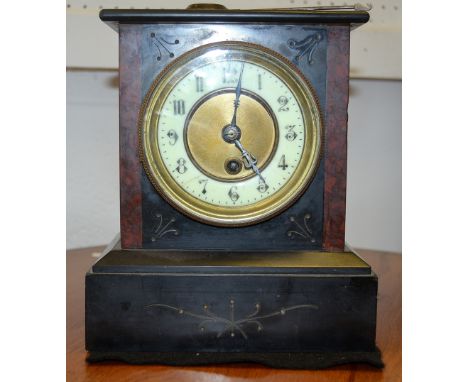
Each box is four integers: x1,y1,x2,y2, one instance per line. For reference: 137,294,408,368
195,76,204,92
278,155,288,170
257,181,269,193
285,125,297,141
173,99,185,115
277,96,289,112
176,158,187,174
199,179,208,194
285,131,297,141
228,186,239,202
167,129,178,145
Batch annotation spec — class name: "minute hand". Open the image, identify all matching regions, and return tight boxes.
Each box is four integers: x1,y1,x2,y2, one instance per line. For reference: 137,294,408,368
230,63,244,127
234,140,266,184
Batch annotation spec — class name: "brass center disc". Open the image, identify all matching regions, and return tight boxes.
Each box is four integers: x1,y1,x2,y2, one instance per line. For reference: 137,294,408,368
185,90,278,181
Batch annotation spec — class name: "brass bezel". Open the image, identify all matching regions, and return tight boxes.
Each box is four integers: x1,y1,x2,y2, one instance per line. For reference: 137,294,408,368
139,41,323,227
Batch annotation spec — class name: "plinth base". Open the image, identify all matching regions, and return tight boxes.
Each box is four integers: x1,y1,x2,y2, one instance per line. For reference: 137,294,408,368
85,236,382,369
87,350,383,369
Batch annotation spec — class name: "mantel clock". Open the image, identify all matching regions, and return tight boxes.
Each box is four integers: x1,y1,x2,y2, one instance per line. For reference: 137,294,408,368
85,4,382,369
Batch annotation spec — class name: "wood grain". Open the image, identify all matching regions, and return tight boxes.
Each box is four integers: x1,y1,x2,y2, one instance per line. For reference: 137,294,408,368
67,247,401,382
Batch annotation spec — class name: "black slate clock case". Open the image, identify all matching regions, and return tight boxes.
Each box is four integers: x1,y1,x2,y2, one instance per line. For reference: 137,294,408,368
85,8,382,369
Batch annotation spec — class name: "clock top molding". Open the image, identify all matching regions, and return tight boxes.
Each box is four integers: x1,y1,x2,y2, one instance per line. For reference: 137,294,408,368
100,7,369,31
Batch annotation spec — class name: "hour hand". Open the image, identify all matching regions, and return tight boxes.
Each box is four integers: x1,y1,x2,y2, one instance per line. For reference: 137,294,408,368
241,152,257,169
234,140,266,184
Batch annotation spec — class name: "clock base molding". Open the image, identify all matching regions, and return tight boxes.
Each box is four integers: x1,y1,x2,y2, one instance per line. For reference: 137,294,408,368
87,350,383,369
85,236,382,368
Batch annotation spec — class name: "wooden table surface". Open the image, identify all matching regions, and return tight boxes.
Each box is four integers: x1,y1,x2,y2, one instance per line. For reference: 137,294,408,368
67,247,401,382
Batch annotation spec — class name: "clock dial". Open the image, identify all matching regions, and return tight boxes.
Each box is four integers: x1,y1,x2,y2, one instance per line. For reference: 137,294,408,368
140,42,322,226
